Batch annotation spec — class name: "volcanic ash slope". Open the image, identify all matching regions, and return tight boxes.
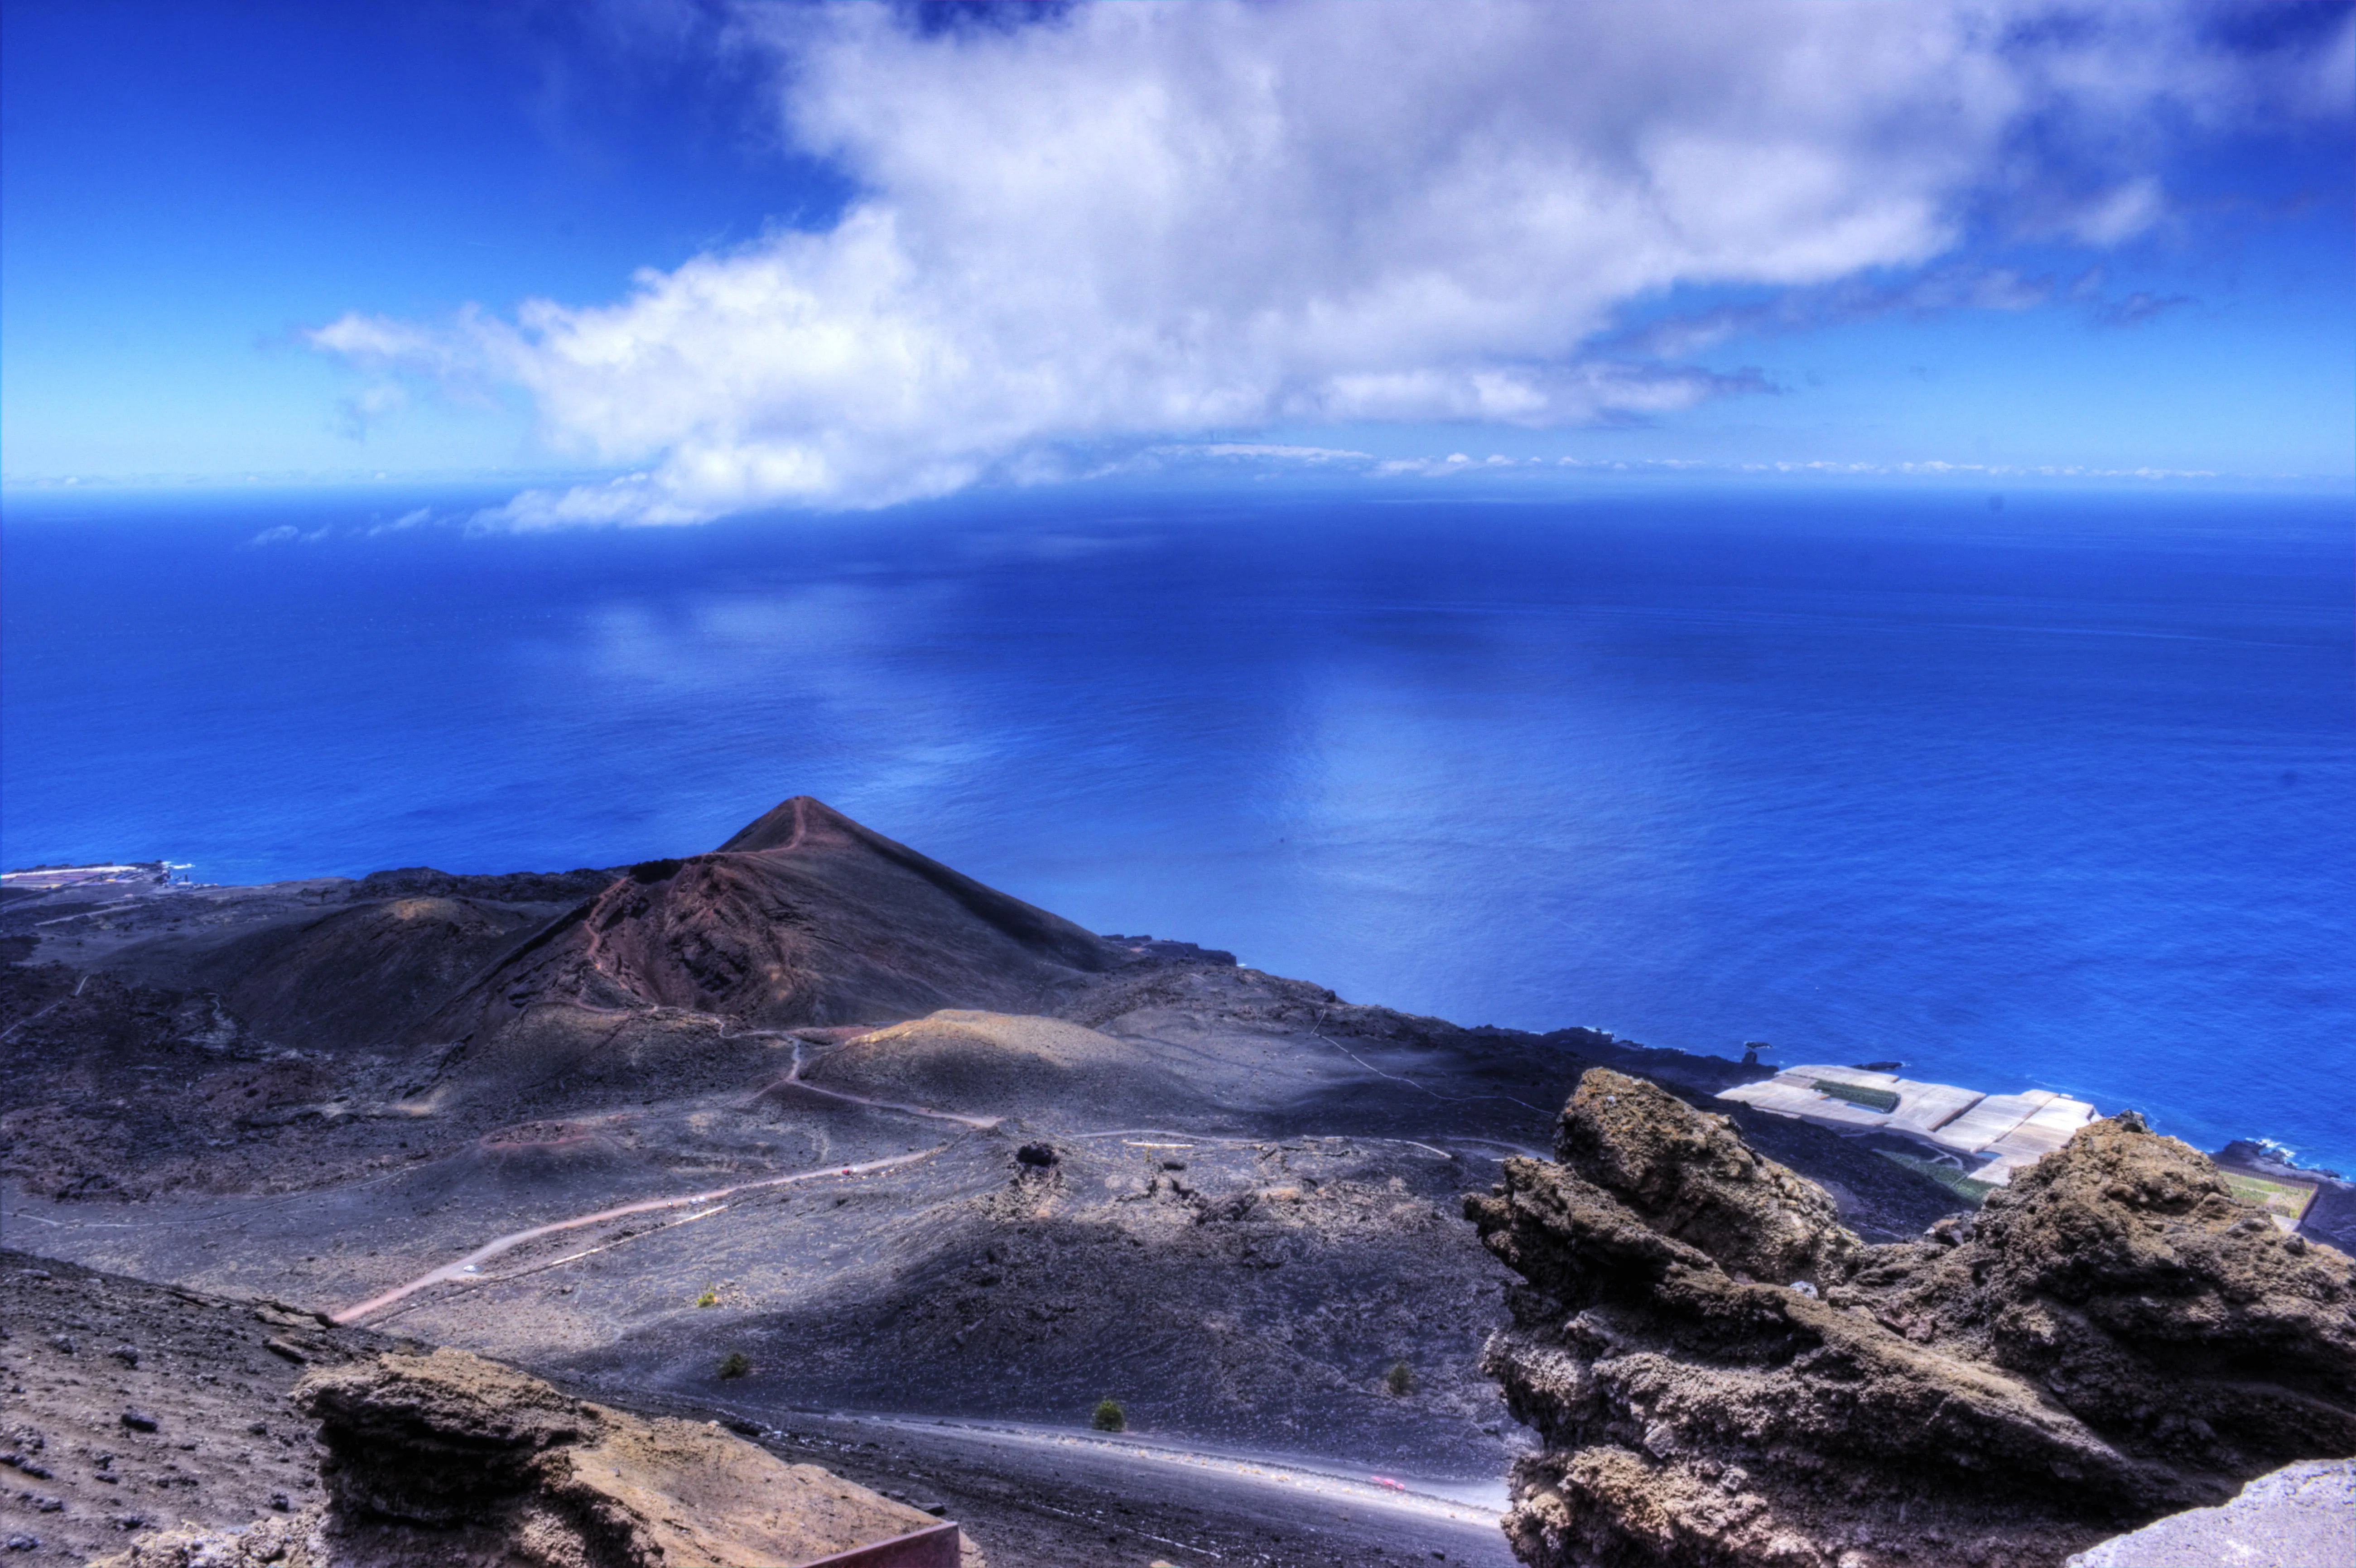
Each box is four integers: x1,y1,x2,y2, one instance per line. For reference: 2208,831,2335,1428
1465,1068,2356,1568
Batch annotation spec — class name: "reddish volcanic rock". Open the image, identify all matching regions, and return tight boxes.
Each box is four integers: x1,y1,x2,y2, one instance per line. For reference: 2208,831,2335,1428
434,797,1122,1037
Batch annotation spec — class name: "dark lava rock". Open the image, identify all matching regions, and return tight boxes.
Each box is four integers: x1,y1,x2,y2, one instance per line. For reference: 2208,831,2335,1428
1100,934,1239,966
116,1411,158,1434
1465,1069,2356,1568
1015,1142,1059,1168
347,867,621,904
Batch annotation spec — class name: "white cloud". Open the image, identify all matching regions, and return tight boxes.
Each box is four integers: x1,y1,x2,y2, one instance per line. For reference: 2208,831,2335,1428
1187,444,1373,464
310,0,2344,523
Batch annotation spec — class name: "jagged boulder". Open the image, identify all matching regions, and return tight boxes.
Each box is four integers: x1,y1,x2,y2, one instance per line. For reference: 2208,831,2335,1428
1465,1068,2356,1568
96,1347,973,1568
294,1348,601,1528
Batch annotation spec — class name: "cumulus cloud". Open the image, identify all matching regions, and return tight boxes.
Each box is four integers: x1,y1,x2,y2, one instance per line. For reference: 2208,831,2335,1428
310,0,2350,522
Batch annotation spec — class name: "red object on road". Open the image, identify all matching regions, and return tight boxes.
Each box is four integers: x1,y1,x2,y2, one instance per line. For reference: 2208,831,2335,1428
788,1520,959,1568
1372,1474,1407,1491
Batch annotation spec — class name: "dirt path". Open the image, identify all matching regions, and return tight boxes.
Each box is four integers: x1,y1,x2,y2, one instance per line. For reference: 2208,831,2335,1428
328,1145,947,1323
331,1102,1535,1328
752,1036,1002,1130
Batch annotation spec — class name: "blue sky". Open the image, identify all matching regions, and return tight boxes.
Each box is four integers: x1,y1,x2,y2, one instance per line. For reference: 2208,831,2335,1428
3,0,2349,516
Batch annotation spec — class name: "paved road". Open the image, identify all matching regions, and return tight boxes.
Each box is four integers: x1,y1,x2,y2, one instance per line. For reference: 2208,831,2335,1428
646,1399,1521,1568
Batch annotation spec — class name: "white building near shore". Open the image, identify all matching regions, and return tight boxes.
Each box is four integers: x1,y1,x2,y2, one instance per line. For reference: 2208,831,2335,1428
1716,1064,2099,1185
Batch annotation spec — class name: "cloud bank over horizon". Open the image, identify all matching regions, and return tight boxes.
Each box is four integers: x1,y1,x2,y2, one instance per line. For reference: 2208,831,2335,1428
309,0,2353,524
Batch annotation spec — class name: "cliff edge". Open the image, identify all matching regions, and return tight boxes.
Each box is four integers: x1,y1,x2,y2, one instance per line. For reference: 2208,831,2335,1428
93,1347,973,1568
1465,1068,2356,1568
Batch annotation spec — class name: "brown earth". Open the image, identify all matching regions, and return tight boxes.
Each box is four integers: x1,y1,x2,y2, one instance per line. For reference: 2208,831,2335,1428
0,1253,967,1568
1466,1069,2356,1568
90,1347,971,1568
0,1249,395,1568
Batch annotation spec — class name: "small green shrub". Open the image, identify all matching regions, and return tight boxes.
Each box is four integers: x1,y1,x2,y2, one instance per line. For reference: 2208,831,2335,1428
716,1351,752,1380
695,1285,719,1308
1384,1361,1415,1397
1090,1398,1126,1432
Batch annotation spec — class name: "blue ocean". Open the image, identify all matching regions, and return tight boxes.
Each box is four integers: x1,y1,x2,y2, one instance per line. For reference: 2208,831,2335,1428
4,486,2350,1171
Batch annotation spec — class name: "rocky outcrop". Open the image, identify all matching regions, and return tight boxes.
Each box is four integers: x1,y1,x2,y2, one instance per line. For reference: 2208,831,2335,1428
1465,1068,2356,1568
96,1347,971,1568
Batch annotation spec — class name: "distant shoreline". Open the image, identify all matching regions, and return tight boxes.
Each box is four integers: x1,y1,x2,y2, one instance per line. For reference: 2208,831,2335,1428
8,855,2349,1256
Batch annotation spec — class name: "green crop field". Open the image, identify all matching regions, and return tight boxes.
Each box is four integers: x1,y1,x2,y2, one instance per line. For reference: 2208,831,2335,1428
2220,1171,2315,1224
1812,1079,1900,1114
1877,1150,1998,1203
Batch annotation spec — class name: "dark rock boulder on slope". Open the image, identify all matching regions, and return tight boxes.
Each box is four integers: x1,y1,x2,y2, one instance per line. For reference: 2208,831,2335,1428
1465,1069,2356,1568
428,797,1123,1043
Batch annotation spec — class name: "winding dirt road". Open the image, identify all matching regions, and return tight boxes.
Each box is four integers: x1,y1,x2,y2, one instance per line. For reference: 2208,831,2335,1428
332,1100,1533,1327
328,1146,945,1323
